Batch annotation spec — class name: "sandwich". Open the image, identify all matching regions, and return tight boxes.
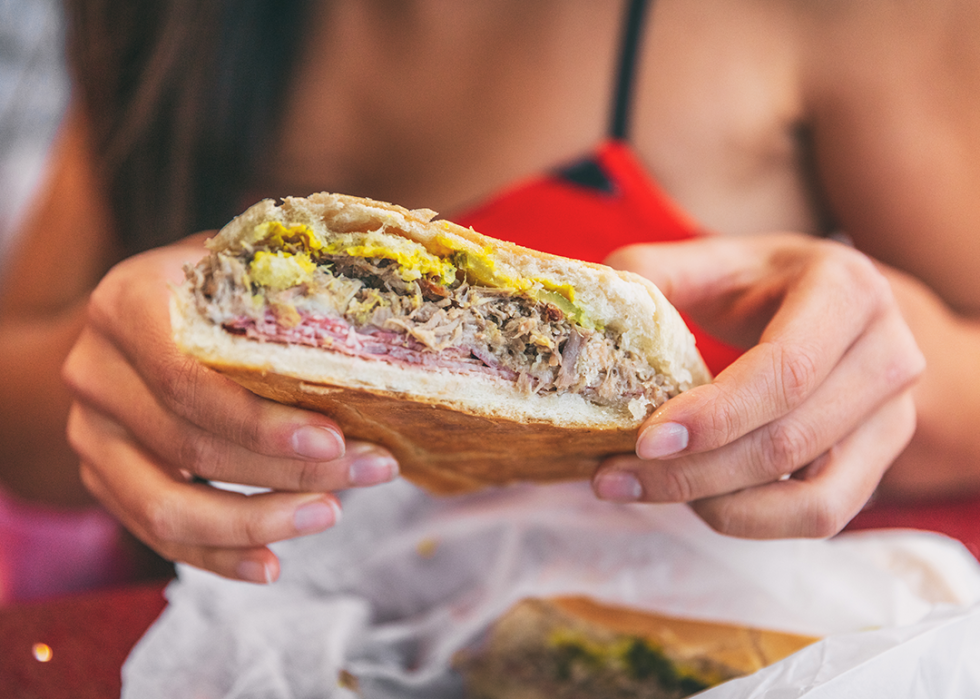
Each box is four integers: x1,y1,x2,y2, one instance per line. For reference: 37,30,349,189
171,192,710,493
453,596,818,699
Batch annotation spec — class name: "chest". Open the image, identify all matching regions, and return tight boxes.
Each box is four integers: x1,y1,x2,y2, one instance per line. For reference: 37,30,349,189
265,0,979,312
267,0,814,234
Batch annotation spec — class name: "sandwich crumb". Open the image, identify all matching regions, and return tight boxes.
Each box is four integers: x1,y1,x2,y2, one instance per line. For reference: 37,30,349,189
337,669,360,692
416,537,440,558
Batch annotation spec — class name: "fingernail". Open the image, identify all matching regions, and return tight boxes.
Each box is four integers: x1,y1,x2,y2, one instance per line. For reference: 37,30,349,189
293,498,341,534
348,446,400,487
237,560,274,584
637,422,689,460
292,426,345,460
594,471,643,502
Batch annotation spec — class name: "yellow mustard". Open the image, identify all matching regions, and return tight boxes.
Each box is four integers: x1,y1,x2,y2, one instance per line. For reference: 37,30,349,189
249,250,317,291
325,240,457,285
249,222,597,328
254,221,322,252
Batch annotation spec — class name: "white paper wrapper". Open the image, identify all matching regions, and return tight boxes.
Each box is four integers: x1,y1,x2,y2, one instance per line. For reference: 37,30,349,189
122,480,980,698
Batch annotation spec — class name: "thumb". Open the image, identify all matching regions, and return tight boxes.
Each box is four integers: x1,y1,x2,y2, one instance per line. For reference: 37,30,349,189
605,237,789,351
604,237,762,311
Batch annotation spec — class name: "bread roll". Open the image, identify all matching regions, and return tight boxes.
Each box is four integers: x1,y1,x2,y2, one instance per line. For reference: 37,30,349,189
454,597,818,699
172,193,710,493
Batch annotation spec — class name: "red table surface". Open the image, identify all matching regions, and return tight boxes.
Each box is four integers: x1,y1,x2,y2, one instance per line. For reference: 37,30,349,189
1,496,978,699
0,581,169,699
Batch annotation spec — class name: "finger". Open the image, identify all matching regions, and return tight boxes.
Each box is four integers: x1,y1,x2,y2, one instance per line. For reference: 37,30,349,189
71,403,283,582
67,402,342,551
595,304,922,502
607,237,776,350
689,392,917,539
608,234,864,317
80,458,281,583
64,327,398,490
605,236,769,328
637,243,907,457
64,320,350,468
78,247,349,462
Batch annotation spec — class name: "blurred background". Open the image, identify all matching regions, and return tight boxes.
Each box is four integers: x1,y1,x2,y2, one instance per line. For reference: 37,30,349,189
0,0,69,284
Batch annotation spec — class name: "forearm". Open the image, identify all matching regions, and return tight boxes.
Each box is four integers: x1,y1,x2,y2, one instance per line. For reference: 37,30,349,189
876,266,980,499
0,106,121,506
0,303,92,505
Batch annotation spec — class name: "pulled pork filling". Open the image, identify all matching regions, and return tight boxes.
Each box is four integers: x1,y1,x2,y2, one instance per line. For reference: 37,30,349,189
187,241,680,413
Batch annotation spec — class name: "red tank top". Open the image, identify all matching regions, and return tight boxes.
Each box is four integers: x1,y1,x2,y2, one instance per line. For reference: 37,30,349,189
453,139,743,376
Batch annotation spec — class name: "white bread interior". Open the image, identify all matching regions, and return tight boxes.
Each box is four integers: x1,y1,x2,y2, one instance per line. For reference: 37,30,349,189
173,295,641,428
186,192,710,427
171,193,712,492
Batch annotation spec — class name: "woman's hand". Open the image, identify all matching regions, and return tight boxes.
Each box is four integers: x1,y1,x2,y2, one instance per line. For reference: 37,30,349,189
593,233,925,539
62,237,399,582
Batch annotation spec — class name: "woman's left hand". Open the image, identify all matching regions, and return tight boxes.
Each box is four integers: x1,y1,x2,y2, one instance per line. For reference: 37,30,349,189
593,233,925,539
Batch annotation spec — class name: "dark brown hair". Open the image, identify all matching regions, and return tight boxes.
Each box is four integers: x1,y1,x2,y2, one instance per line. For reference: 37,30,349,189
65,0,312,253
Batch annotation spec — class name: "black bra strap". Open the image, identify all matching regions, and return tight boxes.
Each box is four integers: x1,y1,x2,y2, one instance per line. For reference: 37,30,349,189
610,0,653,140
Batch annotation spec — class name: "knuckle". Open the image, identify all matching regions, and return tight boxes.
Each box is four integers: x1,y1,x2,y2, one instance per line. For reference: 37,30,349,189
195,549,231,577
762,420,818,474
155,356,203,414
659,464,698,503
693,499,741,537
773,342,819,412
231,405,272,454
802,496,851,539
887,329,926,389
854,257,892,303
834,246,892,310
84,279,115,327
905,344,927,383
158,360,276,456
866,270,894,309
295,459,330,492
142,493,183,545
237,512,271,548
175,431,216,479
812,243,888,311
85,274,134,339
819,238,865,273
699,382,748,447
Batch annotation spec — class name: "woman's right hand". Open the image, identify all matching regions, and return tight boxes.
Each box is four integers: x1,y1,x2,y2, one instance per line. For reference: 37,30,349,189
62,237,400,583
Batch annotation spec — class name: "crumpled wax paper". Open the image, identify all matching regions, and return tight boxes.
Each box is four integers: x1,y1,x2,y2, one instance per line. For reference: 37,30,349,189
122,480,980,698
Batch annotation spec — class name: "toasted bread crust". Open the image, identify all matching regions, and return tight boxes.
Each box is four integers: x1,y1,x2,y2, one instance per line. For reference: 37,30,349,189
173,193,710,493
206,193,711,388
549,597,818,674
455,597,818,698
213,364,637,494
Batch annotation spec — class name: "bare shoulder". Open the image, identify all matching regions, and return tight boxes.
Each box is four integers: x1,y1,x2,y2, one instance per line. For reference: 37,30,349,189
632,0,812,237
798,0,980,93
794,0,980,312
630,0,979,309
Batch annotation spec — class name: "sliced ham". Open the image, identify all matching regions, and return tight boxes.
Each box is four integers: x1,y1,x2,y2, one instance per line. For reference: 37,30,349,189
188,247,680,410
